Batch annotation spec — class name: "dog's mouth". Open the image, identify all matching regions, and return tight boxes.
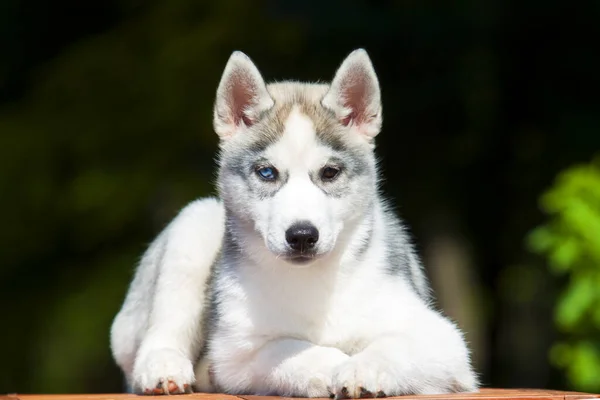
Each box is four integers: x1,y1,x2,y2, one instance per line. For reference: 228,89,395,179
285,253,317,265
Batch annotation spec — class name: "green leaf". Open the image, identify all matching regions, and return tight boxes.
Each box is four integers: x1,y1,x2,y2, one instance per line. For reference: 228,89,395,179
548,237,580,273
527,226,555,254
555,276,596,331
567,342,600,392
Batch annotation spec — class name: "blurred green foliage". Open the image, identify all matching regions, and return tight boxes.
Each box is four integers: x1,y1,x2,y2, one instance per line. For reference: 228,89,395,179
528,158,600,392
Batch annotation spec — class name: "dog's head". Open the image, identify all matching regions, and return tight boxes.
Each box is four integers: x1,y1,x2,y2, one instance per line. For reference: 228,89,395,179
214,49,382,267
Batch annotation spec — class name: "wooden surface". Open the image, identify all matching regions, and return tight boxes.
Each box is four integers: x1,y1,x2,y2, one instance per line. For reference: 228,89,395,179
3,389,600,400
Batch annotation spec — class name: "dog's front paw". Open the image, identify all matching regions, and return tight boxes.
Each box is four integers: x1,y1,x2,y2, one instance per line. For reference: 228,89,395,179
257,345,349,398
331,356,395,399
133,348,194,395
331,354,479,398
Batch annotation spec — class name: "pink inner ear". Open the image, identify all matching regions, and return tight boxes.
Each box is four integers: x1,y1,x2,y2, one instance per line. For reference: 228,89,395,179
339,71,370,126
241,114,254,127
340,113,355,126
229,70,258,127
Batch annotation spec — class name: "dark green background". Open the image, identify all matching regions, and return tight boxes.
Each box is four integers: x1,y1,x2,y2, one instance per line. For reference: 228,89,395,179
1,0,599,394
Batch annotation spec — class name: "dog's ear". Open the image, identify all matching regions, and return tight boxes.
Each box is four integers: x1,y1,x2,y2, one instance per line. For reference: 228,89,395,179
322,49,382,139
213,51,274,139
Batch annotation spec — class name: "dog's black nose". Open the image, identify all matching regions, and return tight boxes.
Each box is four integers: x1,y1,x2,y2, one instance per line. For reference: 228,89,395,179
285,223,319,252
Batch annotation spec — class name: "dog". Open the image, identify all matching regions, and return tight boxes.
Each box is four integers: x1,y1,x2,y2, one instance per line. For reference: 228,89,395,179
110,49,479,398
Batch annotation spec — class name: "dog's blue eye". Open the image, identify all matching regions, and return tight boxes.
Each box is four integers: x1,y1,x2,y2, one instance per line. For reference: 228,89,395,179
256,166,278,181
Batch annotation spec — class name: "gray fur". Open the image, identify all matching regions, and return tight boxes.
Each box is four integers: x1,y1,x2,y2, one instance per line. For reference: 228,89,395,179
380,203,431,301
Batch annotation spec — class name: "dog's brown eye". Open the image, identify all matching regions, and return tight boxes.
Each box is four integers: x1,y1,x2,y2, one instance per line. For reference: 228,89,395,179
321,166,341,181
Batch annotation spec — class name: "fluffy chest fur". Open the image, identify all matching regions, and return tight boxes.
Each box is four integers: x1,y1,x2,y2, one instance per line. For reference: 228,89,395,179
213,265,419,353
207,201,425,361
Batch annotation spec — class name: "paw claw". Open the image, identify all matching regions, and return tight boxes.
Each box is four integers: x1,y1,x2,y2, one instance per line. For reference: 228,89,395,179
360,387,374,398
339,387,350,399
167,380,179,394
375,391,386,398
133,349,194,395
334,387,349,400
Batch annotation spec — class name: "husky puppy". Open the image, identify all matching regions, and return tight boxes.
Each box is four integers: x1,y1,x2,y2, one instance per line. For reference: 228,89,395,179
110,49,479,398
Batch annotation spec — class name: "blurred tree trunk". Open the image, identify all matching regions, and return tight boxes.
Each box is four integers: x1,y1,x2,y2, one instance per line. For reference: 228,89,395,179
423,225,489,378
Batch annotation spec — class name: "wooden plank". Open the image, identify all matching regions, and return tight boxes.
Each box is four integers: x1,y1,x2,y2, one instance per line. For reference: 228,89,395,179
3,389,600,400
239,389,600,400
2,394,242,400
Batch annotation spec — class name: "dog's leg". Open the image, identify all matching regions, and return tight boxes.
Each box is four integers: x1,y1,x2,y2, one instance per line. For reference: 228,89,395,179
330,309,478,398
110,229,165,389
130,198,224,395
212,338,350,398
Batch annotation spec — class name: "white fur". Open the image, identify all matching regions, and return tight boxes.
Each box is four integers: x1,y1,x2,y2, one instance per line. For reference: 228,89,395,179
111,198,224,394
194,200,476,397
256,108,347,259
110,49,478,397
